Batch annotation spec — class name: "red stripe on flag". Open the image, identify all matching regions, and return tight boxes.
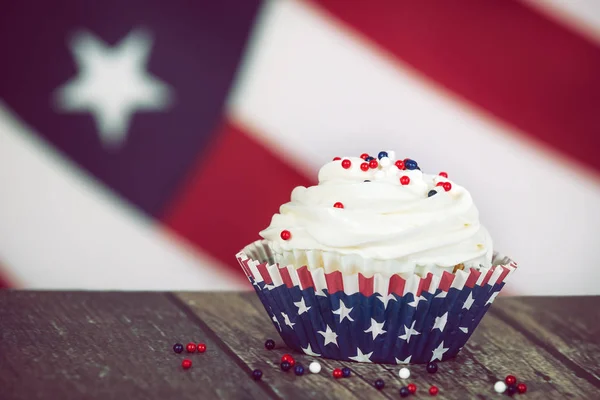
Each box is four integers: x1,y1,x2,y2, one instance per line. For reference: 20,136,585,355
358,273,374,297
311,0,600,173
162,118,313,278
325,270,344,294
465,269,481,289
256,263,273,285
279,267,294,288
389,274,406,296
297,266,315,291
438,271,455,292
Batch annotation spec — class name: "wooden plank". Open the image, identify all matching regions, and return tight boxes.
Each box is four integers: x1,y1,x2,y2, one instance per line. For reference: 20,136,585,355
490,296,600,381
0,291,271,400
176,292,600,399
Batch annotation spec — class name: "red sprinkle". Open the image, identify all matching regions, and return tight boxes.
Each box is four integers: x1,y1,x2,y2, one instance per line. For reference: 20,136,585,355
505,375,517,386
429,386,439,396
442,182,452,192
333,157,341,161
333,202,344,209
360,162,369,171
407,383,417,394
395,160,405,170
436,182,444,187
280,230,291,240
439,172,448,178
281,354,295,366
182,359,192,369
186,343,196,353
197,343,206,353
341,159,352,169
333,369,343,379
400,176,410,185
360,153,369,160
369,159,378,169
517,383,527,394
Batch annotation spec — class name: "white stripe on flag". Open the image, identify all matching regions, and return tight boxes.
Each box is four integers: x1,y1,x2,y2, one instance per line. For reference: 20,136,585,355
229,0,600,295
0,102,246,290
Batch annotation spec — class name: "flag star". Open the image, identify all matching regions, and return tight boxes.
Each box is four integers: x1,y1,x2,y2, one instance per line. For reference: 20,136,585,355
348,348,373,363
459,327,469,334
408,295,427,308
395,355,412,364
462,292,475,310
264,283,276,291
294,297,311,315
435,290,447,299
376,293,397,310
315,288,327,297
54,29,172,148
486,291,499,305
333,300,354,322
318,325,339,347
431,341,450,362
302,343,321,357
282,312,295,329
271,315,281,331
432,312,448,332
364,318,387,340
398,321,421,343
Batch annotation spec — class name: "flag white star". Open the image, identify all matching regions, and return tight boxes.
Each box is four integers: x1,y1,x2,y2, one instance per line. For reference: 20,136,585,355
376,293,397,310
333,300,354,322
462,292,475,310
459,327,469,334
432,312,448,332
271,315,281,331
294,297,311,315
348,348,373,363
302,343,321,357
485,291,499,305
282,312,295,329
315,287,327,297
318,325,339,347
364,318,387,340
435,291,447,299
431,341,449,361
408,295,427,308
395,355,412,364
54,29,172,148
398,321,421,343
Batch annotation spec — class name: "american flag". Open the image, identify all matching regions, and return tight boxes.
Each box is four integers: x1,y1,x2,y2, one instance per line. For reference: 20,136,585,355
0,0,599,294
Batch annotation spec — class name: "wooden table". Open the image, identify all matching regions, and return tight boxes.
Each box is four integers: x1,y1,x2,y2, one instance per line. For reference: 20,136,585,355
1,292,598,399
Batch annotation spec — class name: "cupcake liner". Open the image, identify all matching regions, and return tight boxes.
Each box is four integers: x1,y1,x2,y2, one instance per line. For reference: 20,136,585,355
237,240,517,364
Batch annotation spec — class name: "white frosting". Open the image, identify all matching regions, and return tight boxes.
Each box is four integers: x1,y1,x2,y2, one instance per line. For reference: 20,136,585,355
259,155,493,272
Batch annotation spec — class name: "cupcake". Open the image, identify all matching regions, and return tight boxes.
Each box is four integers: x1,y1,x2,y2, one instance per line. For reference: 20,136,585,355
236,151,516,364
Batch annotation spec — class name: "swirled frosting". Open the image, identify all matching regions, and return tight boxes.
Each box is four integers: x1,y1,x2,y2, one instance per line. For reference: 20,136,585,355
259,153,493,272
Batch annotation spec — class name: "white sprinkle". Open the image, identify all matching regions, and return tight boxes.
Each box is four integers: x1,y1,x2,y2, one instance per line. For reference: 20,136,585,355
494,381,507,393
379,157,391,167
398,367,410,379
309,361,321,374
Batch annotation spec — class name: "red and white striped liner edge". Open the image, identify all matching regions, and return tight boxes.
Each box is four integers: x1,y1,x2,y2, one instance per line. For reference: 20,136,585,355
237,240,517,297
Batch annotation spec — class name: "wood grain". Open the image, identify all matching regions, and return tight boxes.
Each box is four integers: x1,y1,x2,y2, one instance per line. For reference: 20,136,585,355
491,296,600,381
176,292,600,399
0,291,270,400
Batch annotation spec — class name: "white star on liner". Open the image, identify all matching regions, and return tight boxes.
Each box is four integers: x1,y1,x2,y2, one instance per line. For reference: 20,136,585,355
459,327,469,334
435,291,447,299
271,315,281,331
54,29,172,148
318,325,339,347
432,312,448,332
398,321,421,343
349,348,373,363
364,318,387,340
315,287,327,297
294,297,311,315
302,343,321,357
333,301,354,322
282,312,295,329
408,295,427,308
395,355,412,364
431,341,449,362
486,291,499,305
376,293,397,310
462,292,475,310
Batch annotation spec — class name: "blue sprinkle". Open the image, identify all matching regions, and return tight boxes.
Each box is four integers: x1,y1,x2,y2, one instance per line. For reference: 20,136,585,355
428,190,437,197
404,159,418,170
377,151,388,160
365,156,375,162
294,365,305,376
364,180,371,182
342,367,351,377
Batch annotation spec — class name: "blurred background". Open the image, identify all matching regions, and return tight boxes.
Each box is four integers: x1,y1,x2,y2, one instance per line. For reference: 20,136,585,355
1,0,599,295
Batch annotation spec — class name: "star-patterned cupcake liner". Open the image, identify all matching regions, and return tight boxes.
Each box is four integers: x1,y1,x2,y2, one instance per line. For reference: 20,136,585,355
237,240,517,364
